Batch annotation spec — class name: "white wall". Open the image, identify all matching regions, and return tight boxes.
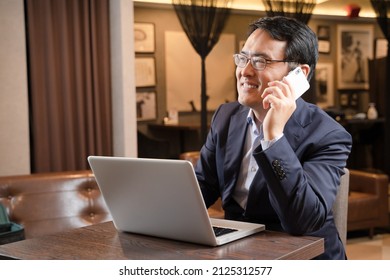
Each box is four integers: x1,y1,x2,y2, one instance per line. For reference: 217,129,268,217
110,0,138,157
0,0,30,175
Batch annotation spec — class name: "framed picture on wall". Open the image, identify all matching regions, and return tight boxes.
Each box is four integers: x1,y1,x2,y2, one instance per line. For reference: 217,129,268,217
317,25,331,54
134,23,155,53
135,57,156,87
336,24,373,90
136,91,156,121
317,25,330,40
318,40,331,54
316,62,334,109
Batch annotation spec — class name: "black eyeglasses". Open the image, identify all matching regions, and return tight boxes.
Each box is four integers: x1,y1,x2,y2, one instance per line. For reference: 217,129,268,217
233,53,294,71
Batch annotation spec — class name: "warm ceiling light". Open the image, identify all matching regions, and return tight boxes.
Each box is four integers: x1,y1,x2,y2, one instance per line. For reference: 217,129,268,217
134,0,376,18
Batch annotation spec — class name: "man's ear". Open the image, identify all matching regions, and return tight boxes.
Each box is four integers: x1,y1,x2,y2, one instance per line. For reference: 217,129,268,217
300,64,311,78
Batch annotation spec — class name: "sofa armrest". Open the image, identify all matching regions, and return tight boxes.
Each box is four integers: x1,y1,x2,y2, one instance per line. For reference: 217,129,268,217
349,169,389,229
349,169,388,196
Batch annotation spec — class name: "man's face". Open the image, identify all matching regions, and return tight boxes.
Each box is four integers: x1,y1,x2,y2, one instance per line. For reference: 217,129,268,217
236,29,290,110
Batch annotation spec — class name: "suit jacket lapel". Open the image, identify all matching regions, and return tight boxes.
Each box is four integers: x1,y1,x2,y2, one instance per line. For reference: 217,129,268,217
283,99,312,151
222,106,249,203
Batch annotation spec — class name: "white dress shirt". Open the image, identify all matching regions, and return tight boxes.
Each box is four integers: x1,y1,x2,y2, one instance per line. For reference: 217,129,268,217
232,110,283,209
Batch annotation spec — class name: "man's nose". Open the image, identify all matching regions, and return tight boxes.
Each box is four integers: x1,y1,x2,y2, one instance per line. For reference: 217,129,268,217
240,60,255,76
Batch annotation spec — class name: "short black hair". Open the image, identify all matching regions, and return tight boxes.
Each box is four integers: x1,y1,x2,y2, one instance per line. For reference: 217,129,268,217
248,16,318,81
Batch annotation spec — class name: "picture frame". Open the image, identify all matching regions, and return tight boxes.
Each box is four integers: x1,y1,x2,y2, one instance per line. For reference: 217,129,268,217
135,57,156,87
317,25,330,40
336,24,373,90
316,62,334,109
134,22,155,53
318,40,331,54
338,91,363,112
136,91,157,121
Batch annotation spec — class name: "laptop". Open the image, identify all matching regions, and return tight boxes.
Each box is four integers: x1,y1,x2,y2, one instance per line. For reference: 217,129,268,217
87,156,265,246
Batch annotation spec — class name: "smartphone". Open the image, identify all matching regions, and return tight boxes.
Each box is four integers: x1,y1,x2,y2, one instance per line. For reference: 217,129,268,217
284,67,310,100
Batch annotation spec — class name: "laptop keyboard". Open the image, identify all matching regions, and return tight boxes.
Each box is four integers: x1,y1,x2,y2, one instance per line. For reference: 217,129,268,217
212,226,238,237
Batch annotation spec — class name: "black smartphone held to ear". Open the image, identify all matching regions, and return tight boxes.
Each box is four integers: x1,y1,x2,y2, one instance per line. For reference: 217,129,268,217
284,67,310,100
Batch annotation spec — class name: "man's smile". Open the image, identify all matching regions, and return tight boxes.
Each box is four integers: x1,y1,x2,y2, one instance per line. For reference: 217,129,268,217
240,81,259,89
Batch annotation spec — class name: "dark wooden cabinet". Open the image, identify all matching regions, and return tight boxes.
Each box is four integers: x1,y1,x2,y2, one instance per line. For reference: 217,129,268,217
340,118,386,173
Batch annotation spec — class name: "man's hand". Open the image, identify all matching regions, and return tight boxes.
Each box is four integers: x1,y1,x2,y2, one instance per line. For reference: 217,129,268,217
260,77,297,141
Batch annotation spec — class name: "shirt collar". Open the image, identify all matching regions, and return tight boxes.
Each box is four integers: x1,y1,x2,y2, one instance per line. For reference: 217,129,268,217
246,109,262,134
246,109,255,124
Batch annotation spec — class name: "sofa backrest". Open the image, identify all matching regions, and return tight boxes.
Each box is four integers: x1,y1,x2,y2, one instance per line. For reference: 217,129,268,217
0,170,112,239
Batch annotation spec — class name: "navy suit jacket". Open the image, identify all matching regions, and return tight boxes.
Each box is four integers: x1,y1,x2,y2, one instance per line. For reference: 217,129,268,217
195,99,352,259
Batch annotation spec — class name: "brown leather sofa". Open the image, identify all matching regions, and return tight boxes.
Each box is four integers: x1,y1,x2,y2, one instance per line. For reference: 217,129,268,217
348,169,389,238
0,170,112,240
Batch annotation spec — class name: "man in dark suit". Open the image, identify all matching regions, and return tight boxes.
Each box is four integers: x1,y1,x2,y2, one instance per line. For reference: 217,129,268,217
195,16,352,259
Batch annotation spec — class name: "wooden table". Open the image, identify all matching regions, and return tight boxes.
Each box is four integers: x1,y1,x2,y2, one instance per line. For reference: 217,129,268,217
0,222,324,260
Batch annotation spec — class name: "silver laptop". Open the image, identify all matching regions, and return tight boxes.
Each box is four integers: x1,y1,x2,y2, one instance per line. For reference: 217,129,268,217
88,156,265,246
